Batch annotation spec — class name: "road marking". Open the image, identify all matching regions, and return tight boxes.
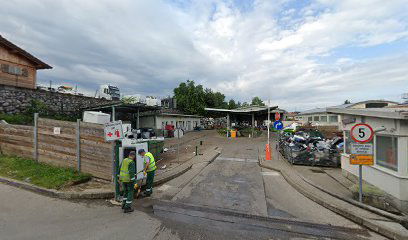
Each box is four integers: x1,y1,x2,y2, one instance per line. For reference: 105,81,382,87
261,171,280,176
216,157,258,163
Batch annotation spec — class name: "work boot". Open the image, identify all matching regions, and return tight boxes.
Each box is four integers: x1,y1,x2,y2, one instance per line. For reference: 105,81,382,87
142,191,151,197
123,207,134,213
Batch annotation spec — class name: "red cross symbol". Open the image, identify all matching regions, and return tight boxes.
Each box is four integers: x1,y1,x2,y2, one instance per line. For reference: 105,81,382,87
107,132,113,137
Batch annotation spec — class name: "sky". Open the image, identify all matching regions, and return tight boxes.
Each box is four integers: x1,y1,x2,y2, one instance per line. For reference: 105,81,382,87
1,0,407,111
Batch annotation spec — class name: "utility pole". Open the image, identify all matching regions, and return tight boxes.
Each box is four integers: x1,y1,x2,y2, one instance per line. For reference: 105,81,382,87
267,100,270,145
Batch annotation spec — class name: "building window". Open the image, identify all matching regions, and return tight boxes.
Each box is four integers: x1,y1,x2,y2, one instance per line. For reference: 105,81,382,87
313,116,320,121
320,116,327,122
376,135,398,171
329,115,338,122
308,116,312,122
1,64,27,76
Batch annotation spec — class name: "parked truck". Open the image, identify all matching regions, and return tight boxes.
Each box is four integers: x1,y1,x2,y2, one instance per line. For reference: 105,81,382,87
96,84,120,100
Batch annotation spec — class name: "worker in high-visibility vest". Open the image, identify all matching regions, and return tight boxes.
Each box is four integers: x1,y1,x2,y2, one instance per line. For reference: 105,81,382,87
119,151,136,213
138,149,157,197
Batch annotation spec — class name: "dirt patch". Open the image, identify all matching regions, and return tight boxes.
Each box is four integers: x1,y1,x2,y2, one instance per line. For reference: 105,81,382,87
61,178,112,192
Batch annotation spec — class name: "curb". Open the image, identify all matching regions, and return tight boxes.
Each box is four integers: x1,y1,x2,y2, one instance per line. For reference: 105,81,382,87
0,177,114,199
298,171,408,227
258,156,408,240
0,148,221,200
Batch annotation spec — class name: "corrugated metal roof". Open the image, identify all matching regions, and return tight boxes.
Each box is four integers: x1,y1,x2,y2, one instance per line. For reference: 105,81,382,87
299,100,399,116
328,107,408,119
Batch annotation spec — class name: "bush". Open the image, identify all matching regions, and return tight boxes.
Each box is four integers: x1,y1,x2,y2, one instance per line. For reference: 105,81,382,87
217,128,228,136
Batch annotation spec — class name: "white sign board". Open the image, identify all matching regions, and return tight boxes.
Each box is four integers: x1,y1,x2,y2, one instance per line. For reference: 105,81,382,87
104,120,124,142
351,123,374,143
351,143,373,155
53,127,61,135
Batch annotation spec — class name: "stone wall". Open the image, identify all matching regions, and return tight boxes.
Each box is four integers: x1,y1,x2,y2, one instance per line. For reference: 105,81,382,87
0,84,113,115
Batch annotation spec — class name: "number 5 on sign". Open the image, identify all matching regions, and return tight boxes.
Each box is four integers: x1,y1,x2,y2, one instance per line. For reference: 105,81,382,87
351,123,374,143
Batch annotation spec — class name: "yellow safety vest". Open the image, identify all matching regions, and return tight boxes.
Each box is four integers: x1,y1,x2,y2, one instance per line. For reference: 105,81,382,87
144,152,157,172
119,158,132,182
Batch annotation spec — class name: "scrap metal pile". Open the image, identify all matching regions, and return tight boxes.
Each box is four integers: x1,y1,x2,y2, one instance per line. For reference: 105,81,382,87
277,130,344,167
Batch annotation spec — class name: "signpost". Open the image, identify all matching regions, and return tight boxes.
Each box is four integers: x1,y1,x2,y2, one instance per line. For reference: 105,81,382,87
104,120,124,201
350,123,374,203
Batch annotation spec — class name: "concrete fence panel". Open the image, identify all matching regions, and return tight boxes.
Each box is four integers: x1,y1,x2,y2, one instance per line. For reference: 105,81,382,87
0,124,34,159
0,117,113,180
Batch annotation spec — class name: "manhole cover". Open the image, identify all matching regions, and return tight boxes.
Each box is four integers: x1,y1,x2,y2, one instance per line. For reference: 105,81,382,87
310,169,325,173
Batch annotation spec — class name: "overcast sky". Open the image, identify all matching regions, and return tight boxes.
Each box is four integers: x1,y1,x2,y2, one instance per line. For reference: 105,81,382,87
1,0,407,111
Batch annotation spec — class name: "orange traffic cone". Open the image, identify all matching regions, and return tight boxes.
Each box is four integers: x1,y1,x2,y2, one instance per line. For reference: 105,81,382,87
265,143,271,160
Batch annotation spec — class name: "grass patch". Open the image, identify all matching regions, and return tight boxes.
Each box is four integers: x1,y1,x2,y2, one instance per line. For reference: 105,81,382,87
0,155,91,189
349,183,385,196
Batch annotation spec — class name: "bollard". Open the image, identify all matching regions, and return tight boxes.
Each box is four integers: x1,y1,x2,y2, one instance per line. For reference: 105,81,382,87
195,146,198,156
265,143,271,160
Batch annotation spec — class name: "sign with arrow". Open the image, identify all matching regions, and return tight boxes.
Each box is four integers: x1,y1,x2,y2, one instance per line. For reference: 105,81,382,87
104,120,124,142
273,120,283,130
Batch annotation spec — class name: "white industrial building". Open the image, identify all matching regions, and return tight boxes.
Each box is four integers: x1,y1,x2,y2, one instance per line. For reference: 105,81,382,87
329,106,408,213
297,100,398,127
139,110,201,131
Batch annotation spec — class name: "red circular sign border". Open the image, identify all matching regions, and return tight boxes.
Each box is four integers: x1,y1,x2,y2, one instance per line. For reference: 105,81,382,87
275,112,281,121
350,123,374,143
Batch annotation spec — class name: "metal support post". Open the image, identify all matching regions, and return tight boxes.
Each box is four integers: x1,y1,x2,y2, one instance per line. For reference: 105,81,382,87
359,165,363,203
177,130,180,162
33,113,39,162
267,102,270,145
76,119,81,172
112,106,116,121
137,108,140,129
113,141,121,201
252,113,255,138
227,113,230,138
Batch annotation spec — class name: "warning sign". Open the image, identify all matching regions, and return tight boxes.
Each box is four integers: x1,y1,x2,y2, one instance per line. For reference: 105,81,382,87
104,121,124,142
350,155,374,165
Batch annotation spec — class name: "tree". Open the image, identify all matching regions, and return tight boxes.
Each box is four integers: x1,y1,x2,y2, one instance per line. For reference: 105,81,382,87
251,97,265,106
228,99,237,109
174,80,206,115
344,100,351,104
173,80,228,115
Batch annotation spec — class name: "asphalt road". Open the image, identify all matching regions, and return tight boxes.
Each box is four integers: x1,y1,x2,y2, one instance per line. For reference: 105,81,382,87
0,132,387,239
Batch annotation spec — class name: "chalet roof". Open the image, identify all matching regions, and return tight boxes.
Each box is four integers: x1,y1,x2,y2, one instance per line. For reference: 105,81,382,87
0,35,52,69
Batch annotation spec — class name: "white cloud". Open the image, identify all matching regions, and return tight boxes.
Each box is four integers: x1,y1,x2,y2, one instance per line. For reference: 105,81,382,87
0,0,407,110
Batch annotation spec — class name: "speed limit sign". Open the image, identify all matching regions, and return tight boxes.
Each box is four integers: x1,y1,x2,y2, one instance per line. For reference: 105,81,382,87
351,123,374,143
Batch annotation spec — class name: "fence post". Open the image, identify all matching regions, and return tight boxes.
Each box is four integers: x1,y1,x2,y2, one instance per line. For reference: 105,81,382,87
33,113,38,162
76,119,81,172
